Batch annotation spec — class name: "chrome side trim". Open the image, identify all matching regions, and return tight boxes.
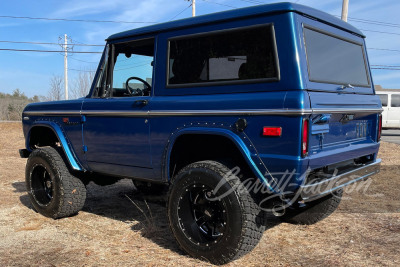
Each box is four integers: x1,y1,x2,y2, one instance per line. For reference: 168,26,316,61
312,108,383,114
300,159,381,202
24,109,310,117
149,109,310,116
82,110,148,117
24,111,82,116
23,107,382,117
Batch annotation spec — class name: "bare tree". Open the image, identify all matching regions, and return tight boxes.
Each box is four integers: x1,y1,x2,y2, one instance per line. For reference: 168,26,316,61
47,75,64,101
71,71,95,99
0,89,40,120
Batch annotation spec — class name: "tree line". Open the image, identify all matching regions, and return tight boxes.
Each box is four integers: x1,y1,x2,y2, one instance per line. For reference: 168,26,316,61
0,71,94,121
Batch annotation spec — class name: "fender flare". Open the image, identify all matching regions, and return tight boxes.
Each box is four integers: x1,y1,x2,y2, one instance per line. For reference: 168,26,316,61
164,127,277,193
27,121,83,171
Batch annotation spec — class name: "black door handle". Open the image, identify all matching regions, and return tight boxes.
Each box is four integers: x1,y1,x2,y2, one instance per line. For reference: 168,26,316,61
134,99,149,106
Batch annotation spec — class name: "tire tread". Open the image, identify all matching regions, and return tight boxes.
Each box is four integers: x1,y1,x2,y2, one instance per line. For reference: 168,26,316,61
168,160,264,264
26,147,86,219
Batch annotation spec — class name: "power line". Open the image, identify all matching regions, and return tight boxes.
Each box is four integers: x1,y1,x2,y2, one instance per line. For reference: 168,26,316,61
347,17,400,28
69,57,99,64
369,48,400,52
0,48,102,53
371,65,400,68
200,1,400,34
0,40,103,46
238,0,265,4
348,19,400,28
200,0,237,9
68,68,96,72
114,62,152,71
371,68,400,70
332,15,400,28
0,15,156,24
360,29,400,36
170,4,192,21
2,40,400,54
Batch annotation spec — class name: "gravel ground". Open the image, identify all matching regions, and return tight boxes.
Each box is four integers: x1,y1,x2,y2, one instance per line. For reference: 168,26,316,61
0,122,399,266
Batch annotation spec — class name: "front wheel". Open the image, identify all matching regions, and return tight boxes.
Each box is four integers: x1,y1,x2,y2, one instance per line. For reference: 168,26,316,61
167,161,265,265
26,147,86,219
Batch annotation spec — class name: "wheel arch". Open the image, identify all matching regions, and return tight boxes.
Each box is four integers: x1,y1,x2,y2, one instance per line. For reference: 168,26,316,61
27,121,83,171
165,127,272,189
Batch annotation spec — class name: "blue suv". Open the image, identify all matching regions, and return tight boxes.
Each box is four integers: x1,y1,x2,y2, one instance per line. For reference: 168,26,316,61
20,3,382,264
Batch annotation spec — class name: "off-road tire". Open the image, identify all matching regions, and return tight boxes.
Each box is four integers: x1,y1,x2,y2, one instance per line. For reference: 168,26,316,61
281,190,343,225
26,147,86,219
167,160,265,265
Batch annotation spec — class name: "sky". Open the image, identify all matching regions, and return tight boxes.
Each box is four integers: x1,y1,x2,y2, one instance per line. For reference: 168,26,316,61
0,0,399,97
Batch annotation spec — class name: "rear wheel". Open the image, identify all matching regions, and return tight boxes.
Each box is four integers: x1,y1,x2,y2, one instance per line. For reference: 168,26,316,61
167,160,265,264
26,147,86,219
280,190,343,225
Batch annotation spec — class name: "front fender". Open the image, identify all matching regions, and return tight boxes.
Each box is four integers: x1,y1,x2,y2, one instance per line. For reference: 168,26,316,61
164,127,277,193
27,121,83,171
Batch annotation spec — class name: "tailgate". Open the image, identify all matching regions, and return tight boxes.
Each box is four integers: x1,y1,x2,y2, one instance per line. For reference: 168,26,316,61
308,91,381,168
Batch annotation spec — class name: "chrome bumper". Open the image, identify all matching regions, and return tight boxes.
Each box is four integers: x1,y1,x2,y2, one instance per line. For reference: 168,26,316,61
300,159,381,202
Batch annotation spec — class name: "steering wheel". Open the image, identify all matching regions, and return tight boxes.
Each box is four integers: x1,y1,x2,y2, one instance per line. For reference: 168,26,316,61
125,77,151,96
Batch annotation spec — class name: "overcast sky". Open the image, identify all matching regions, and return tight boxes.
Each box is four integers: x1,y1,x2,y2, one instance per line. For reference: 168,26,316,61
0,0,399,97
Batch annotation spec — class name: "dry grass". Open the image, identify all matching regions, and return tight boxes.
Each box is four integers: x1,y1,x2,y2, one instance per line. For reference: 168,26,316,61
0,122,399,266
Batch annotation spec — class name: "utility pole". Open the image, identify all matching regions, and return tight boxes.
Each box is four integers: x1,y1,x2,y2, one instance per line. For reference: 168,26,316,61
341,0,349,22
186,0,195,17
63,34,69,100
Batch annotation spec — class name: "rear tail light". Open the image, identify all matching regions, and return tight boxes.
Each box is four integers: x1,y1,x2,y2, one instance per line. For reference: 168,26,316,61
262,127,282,137
301,119,309,157
377,114,382,141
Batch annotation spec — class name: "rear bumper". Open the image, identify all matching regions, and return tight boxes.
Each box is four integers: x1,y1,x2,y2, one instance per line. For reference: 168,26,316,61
300,159,381,202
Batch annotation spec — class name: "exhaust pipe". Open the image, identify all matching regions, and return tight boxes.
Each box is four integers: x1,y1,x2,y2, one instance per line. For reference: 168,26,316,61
271,202,286,217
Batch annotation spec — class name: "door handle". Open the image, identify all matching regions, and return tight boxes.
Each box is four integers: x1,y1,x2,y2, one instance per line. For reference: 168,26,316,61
134,99,149,106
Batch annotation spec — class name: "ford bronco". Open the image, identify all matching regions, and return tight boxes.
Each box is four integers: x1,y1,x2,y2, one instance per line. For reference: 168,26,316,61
20,2,382,264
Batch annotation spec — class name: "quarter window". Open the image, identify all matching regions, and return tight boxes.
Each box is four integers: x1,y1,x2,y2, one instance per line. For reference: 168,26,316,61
167,25,279,87
304,27,370,87
378,94,388,107
391,94,400,107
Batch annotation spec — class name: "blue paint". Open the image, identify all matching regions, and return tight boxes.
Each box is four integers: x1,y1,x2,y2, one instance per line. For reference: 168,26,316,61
165,127,276,192
21,2,381,197
107,3,364,41
30,121,83,171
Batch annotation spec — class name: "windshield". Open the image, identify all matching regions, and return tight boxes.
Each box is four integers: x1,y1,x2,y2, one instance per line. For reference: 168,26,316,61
304,27,370,87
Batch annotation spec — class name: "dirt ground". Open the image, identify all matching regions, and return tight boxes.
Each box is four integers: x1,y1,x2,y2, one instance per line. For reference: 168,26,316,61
0,122,399,266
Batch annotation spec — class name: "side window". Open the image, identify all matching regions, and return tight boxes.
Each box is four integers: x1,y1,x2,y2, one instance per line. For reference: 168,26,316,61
378,94,388,107
167,25,279,87
391,94,400,107
111,39,154,97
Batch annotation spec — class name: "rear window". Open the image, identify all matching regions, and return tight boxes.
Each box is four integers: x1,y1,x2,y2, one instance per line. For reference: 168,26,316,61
378,94,388,107
391,94,400,107
167,24,279,87
304,27,370,87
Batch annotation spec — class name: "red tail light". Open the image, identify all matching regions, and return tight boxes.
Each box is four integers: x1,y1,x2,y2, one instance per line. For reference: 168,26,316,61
301,119,309,157
378,114,382,141
263,127,282,137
